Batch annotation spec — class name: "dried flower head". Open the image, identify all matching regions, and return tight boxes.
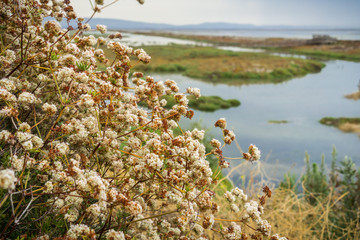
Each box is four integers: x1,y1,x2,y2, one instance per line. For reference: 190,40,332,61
214,118,227,129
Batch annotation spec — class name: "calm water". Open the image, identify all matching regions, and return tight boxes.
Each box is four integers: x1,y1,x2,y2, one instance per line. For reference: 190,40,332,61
151,60,360,181
116,31,360,182
121,33,211,47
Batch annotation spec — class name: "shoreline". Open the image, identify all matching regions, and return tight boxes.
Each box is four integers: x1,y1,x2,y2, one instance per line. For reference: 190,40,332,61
129,31,360,62
320,117,360,136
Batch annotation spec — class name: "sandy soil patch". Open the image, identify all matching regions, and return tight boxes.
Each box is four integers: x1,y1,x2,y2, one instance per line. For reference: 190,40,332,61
338,123,360,136
345,91,360,100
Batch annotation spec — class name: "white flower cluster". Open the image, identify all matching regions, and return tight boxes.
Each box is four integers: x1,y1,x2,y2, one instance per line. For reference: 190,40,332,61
0,50,16,68
224,187,274,237
18,92,39,104
271,234,289,240
243,144,261,162
134,48,151,63
105,229,125,240
0,130,12,143
223,222,242,240
0,87,17,102
0,1,284,239
96,24,107,34
42,103,57,115
67,224,95,239
186,87,201,98
0,169,16,190
0,78,16,91
15,128,44,151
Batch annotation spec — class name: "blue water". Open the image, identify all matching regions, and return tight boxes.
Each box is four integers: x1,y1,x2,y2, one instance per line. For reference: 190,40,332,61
117,30,360,183
151,60,360,181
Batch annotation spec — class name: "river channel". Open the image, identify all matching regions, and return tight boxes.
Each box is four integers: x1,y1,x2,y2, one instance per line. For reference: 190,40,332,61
121,32,360,183
151,59,360,182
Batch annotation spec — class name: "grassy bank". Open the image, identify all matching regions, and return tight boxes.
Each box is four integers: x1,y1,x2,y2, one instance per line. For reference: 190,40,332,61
270,46,360,62
320,117,360,127
131,45,325,84
140,95,240,112
320,117,360,135
134,32,360,62
130,31,308,48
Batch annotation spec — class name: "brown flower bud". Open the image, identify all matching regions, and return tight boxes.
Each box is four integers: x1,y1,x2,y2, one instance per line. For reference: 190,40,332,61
263,185,272,198
243,152,251,160
214,118,226,129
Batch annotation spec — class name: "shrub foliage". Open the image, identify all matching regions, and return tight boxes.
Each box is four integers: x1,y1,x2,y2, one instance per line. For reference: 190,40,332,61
278,148,360,239
0,0,285,239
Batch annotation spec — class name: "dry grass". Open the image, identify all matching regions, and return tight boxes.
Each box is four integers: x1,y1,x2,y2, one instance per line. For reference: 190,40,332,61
338,123,360,137
345,91,360,100
212,176,360,239
264,187,360,240
293,41,360,56
208,141,360,239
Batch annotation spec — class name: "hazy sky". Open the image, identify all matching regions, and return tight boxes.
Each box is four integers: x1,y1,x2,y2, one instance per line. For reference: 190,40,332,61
71,0,360,27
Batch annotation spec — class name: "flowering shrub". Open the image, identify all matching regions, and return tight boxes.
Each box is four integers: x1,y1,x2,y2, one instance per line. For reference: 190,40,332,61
0,0,286,239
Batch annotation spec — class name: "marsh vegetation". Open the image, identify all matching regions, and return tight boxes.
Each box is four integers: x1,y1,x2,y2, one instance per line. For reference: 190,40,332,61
132,45,325,83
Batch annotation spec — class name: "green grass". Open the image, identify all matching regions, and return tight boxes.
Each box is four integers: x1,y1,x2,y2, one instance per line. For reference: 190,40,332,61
269,48,360,62
140,95,240,112
268,120,289,124
131,32,360,62
131,45,325,84
319,117,360,127
188,95,240,111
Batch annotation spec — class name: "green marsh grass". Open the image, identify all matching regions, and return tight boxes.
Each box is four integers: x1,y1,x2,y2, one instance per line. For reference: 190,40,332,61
139,95,240,112
133,45,325,84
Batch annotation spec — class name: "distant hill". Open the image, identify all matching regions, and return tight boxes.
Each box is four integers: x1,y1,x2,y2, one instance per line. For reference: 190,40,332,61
84,18,175,30
59,18,356,31
179,22,256,30
80,18,261,30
